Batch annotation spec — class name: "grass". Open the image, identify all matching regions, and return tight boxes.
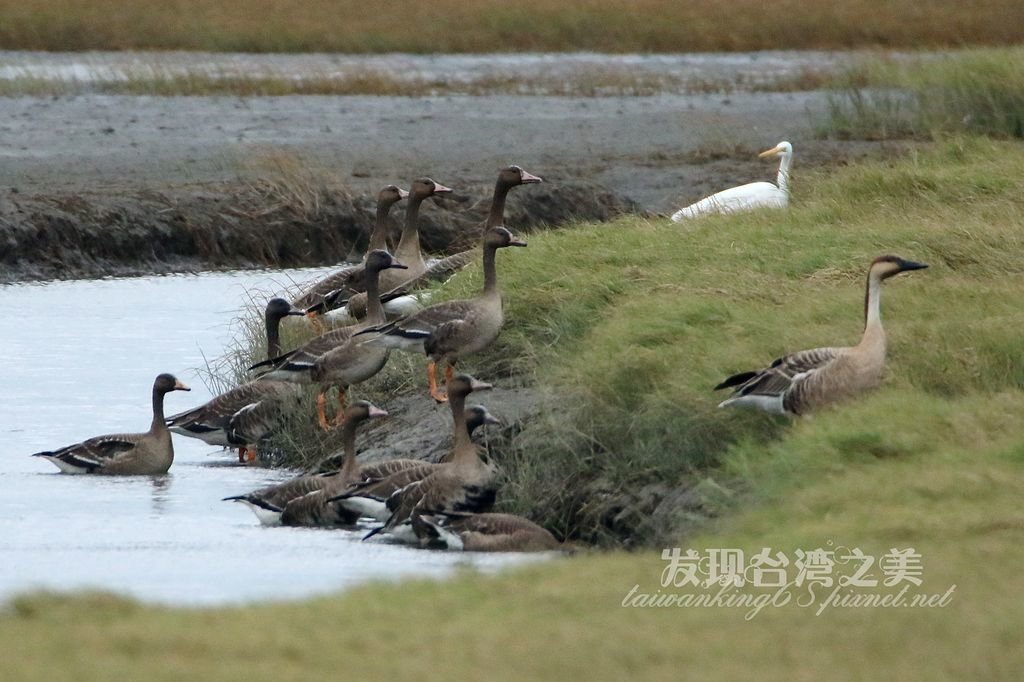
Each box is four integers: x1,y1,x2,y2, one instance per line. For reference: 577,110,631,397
823,47,1024,139
1,0,1023,53
0,62,834,98
4,137,1023,679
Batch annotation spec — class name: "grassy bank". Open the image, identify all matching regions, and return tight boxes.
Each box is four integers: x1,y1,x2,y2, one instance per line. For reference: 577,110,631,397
220,137,1023,548
823,47,1024,139
1,1,1023,53
4,138,1023,679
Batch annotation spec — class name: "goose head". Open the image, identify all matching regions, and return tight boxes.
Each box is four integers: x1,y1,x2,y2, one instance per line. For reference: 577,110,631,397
410,177,453,201
484,226,528,249
447,374,493,400
364,249,409,273
265,297,306,323
758,141,792,160
498,165,543,188
869,255,929,281
154,373,190,394
343,400,389,425
465,404,501,436
378,184,410,208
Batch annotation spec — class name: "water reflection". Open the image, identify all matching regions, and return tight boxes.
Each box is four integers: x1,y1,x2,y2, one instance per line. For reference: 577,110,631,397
0,268,544,606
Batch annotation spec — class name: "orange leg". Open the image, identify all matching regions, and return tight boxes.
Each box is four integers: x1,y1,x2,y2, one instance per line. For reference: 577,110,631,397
331,386,349,427
306,310,326,335
428,360,448,403
316,391,332,430
444,363,454,385
236,447,246,463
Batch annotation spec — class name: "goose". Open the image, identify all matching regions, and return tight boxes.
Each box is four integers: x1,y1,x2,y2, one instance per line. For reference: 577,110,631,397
329,376,495,524
344,166,543,322
222,400,387,526
671,141,792,221
412,512,563,552
316,403,500,475
715,255,928,415
356,226,526,402
334,178,453,321
166,298,306,462
32,373,190,475
359,374,500,542
293,184,409,325
257,250,407,429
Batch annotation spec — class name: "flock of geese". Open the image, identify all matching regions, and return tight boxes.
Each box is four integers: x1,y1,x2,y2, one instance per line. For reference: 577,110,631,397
29,146,928,553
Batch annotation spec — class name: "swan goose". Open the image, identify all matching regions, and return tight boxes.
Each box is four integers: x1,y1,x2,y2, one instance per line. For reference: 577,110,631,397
715,255,928,416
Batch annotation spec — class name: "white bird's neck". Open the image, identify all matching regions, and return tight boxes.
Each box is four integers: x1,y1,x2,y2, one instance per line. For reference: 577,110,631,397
776,153,792,194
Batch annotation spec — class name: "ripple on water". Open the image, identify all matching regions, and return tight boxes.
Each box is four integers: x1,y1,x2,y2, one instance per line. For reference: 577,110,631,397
0,268,546,606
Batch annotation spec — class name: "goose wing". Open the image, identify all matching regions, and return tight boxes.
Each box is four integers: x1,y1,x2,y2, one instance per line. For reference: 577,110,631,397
251,326,359,374
718,346,843,398
33,433,141,472
292,265,365,311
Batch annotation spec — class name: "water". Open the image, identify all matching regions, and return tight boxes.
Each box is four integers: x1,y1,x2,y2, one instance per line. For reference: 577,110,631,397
0,268,542,606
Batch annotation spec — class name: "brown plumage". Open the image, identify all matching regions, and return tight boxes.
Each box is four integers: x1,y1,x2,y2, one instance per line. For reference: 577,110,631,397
223,401,387,526
32,374,191,475
411,512,563,552
716,255,928,416
359,375,499,542
292,185,408,314
356,226,526,402
166,298,306,460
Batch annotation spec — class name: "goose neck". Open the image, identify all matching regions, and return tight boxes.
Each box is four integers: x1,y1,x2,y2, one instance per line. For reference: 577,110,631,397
151,385,168,433
368,202,393,254
395,195,425,267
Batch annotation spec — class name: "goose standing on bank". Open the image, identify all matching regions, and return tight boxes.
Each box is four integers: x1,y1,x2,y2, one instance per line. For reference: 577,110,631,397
412,512,563,552
360,374,500,543
356,226,526,402
32,373,191,475
715,255,928,415
336,178,453,320
671,141,792,221
257,250,407,429
293,184,409,326
222,400,388,526
166,298,306,462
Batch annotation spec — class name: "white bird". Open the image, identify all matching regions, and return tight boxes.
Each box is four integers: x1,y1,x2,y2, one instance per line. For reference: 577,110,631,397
671,141,792,221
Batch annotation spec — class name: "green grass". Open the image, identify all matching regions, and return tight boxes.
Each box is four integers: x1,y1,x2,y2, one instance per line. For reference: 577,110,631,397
4,137,1024,679
1,0,1023,52
824,48,1024,139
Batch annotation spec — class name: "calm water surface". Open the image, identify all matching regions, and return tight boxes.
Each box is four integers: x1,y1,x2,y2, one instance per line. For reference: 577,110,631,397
0,268,542,606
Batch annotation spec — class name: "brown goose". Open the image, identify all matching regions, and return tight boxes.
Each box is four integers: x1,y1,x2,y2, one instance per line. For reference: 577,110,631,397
356,226,525,402
355,166,543,320
292,184,409,321
222,401,387,526
32,373,190,475
316,403,500,475
341,178,452,319
715,255,928,415
360,374,499,542
323,374,491,522
166,298,306,462
412,512,563,552
257,250,406,429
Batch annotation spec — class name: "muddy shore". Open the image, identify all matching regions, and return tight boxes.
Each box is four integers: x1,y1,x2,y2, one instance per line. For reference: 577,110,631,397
0,89,889,283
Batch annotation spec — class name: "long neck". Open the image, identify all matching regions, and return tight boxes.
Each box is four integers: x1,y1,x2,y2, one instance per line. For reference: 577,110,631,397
450,392,476,464
338,419,361,483
395,195,426,265
776,153,792,193
151,387,168,432
486,180,511,229
368,201,393,254
482,244,499,296
265,313,283,360
861,271,885,341
364,266,385,325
